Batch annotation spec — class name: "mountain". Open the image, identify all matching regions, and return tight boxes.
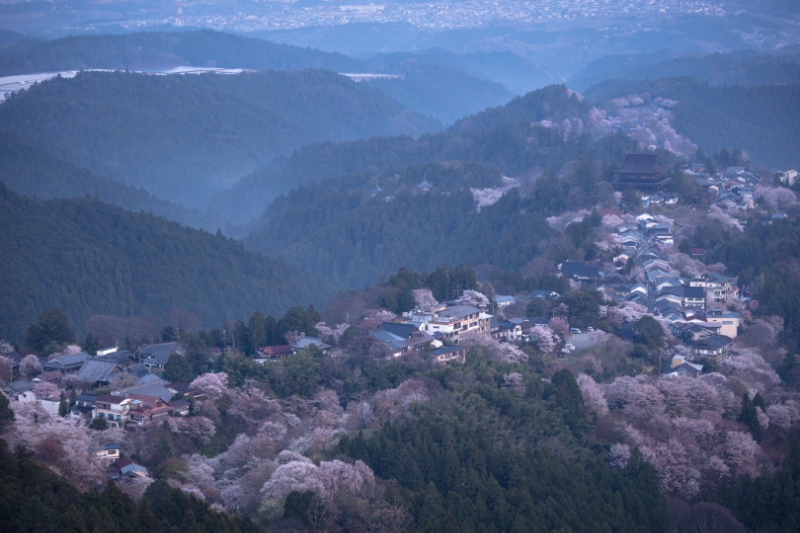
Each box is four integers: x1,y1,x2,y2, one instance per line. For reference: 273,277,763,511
0,29,364,76
0,29,43,56
365,48,562,95
0,184,335,343
363,63,512,125
209,84,626,226
244,161,556,287
569,49,800,91
584,77,800,168
0,133,237,233
0,69,439,205
451,84,597,133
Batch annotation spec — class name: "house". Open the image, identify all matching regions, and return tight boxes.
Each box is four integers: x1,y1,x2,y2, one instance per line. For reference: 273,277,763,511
691,335,732,364
776,170,797,186
432,345,467,365
128,398,173,427
95,394,137,428
170,399,190,416
558,261,603,282
36,370,63,383
257,345,295,361
291,336,331,354
91,443,121,463
494,295,515,308
137,342,184,369
490,319,523,342
666,355,704,378
418,180,432,192
117,381,176,402
690,248,705,258
529,289,560,300
613,154,671,191
74,359,120,388
664,194,679,206
683,287,706,309
368,322,434,358
70,393,98,418
43,352,90,373
705,309,740,339
108,457,151,480
403,305,491,343
1,379,37,401
688,273,737,304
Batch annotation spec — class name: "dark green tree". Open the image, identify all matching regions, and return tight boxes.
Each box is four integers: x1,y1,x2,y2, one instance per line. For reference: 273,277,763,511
622,184,641,211
58,391,68,417
0,390,14,432
738,394,760,436
163,353,193,383
25,308,74,353
82,334,99,355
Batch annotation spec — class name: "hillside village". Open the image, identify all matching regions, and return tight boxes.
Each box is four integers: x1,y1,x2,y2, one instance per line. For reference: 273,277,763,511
0,151,798,523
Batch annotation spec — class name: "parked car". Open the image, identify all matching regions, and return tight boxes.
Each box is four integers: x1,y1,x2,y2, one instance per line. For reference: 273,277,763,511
570,327,581,334
587,326,595,332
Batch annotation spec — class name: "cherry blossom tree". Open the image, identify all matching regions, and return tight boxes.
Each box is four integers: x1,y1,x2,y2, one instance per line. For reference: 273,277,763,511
190,372,228,399
456,290,489,310
548,317,570,338
608,443,630,469
19,354,43,379
531,325,559,354
707,205,743,232
227,381,278,430
602,214,624,228
413,289,438,311
755,186,798,210
458,330,528,363
32,381,59,400
373,379,429,422
577,373,608,415
168,416,217,444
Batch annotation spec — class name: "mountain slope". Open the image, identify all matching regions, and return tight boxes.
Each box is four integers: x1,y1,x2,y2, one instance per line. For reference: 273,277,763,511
0,29,364,76
585,77,800,168
569,49,800,91
0,133,235,233
210,85,631,226
0,184,335,343
364,64,512,125
0,69,439,205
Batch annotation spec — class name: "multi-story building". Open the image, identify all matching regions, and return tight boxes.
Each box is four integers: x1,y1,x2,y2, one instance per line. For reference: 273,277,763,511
402,305,491,343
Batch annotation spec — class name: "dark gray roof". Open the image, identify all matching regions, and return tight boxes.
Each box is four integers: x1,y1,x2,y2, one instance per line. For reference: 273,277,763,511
75,360,118,384
437,305,481,319
684,287,706,299
44,352,90,371
137,342,183,366
693,335,731,350
119,382,174,402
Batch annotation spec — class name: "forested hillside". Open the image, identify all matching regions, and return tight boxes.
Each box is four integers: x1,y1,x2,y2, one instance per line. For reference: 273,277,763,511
452,84,596,132
0,70,438,205
0,133,233,233
212,85,637,226
0,439,264,533
365,48,562,95
244,150,626,287
585,77,800,168
569,49,800,91
0,184,333,343
0,29,363,75
364,63,512,125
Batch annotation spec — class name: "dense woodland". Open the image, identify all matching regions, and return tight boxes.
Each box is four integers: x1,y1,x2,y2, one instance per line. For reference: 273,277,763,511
0,69,438,204
584,77,800,169
569,48,800,91
0,132,230,233
364,63,511,125
213,85,639,225
0,184,333,344
0,29,364,76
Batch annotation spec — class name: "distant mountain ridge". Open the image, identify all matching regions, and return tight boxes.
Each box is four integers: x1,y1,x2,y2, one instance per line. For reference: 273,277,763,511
209,84,623,226
0,69,439,205
0,29,364,76
569,49,800,91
